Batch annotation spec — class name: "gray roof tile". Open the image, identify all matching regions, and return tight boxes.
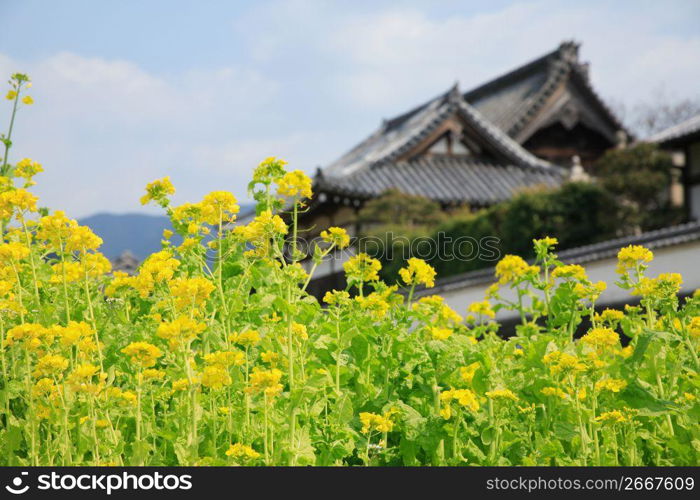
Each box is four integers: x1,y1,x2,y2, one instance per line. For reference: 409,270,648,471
648,114,700,146
464,41,626,140
316,156,563,206
322,84,552,180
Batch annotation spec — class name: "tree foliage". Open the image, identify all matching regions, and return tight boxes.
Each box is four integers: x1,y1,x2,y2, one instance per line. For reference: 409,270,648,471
594,143,684,232
430,182,618,277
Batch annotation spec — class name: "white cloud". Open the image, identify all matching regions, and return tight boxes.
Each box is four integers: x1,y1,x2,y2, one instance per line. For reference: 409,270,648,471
0,52,287,217
324,2,700,109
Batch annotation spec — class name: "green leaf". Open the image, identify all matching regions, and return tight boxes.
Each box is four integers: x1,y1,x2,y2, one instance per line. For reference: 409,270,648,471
628,330,653,365
620,380,674,415
480,426,494,446
553,421,577,441
333,394,354,425
399,438,419,466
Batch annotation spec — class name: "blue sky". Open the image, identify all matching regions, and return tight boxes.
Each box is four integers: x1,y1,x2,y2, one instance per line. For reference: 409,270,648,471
1,0,699,217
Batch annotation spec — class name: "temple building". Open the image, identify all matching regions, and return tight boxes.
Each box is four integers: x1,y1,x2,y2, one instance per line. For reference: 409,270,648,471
296,41,628,294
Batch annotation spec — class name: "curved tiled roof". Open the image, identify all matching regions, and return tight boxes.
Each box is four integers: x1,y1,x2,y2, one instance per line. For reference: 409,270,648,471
316,156,562,206
317,83,562,207
464,41,626,141
648,113,700,146
323,83,552,179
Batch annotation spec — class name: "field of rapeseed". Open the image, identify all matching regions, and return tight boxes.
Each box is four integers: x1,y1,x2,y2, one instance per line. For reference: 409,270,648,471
0,73,698,466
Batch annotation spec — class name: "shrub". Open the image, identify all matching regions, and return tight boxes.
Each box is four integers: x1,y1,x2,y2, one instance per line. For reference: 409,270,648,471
594,143,685,232
430,182,618,277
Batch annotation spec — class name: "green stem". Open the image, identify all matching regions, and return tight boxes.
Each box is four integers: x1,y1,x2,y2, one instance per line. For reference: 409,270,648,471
1,83,21,174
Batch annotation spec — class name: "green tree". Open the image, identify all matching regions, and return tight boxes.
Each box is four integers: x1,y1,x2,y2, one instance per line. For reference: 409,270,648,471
594,143,683,232
357,189,448,282
431,182,618,277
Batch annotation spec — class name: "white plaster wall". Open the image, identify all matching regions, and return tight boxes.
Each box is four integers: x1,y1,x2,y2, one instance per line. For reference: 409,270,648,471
436,240,700,320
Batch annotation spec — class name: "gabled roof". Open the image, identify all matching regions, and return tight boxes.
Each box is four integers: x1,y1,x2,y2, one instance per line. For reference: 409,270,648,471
318,83,563,206
463,41,626,142
648,113,700,147
323,84,553,179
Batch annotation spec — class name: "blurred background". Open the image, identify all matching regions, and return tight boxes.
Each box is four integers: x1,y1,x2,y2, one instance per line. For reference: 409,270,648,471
1,0,699,313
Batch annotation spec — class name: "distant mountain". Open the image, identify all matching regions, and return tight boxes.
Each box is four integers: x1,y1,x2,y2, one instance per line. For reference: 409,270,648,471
79,205,254,260
79,213,177,260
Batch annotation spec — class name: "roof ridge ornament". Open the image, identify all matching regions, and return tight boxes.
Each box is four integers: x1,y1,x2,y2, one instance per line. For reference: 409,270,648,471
558,40,580,63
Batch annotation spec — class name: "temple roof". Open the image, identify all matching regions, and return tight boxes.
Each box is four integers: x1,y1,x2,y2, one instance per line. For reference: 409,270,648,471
316,155,561,206
318,83,562,205
314,41,635,206
463,41,626,142
323,84,553,173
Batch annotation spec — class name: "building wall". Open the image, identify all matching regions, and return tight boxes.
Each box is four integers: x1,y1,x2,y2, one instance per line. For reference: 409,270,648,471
688,141,700,220
432,240,700,322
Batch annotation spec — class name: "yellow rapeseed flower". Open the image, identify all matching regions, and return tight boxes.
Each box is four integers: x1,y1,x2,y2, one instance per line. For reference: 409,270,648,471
551,264,587,281
157,316,206,349
581,327,620,351
226,443,261,460
0,188,38,214
200,191,239,225
67,363,105,393
343,253,381,283
440,388,480,417
142,369,166,381
485,389,519,401
231,330,261,347
459,362,480,384
467,299,496,319
323,289,350,306
140,177,175,206
429,326,452,340
359,411,394,433
320,226,350,249
399,258,436,288
247,367,283,398
541,387,568,399
495,255,539,284
201,365,232,390
595,378,627,393
66,226,103,252
169,276,215,311
203,350,245,367
33,354,69,378
616,245,653,274
595,410,628,424
15,158,43,180
277,170,312,198
253,156,287,184
121,341,162,368
355,292,390,320
597,308,625,324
